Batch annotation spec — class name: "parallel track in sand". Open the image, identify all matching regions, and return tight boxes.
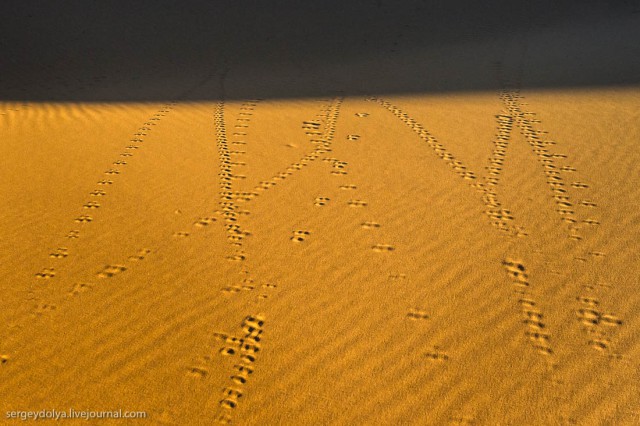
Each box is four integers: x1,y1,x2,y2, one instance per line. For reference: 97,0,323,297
1,41,639,425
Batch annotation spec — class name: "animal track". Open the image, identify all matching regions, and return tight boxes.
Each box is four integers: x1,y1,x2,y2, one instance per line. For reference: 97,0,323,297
49,248,69,259
302,120,321,131
187,366,208,378
97,264,127,278
128,248,151,261
66,230,80,239
502,259,528,285
194,217,217,227
69,282,93,296
348,200,368,207
389,273,407,280
346,134,360,141
212,314,265,420
355,112,369,117
34,303,57,315
35,268,56,279
340,184,357,190
361,221,380,229
576,295,623,356
291,230,310,243
83,201,100,209
370,97,529,235
372,244,395,252
503,259,554,356
407,308,429,320
226,254,246,262
314,197,330,206
38,104,176,272
424,347,450,362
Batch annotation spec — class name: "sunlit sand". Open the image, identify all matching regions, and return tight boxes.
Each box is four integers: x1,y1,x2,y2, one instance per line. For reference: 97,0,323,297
1,1,639,424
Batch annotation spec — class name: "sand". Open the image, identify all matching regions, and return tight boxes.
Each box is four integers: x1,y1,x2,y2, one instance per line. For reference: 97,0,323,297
1,1,639,425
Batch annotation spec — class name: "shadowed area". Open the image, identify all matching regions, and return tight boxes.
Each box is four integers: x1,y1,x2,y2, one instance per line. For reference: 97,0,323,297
1,0,639,101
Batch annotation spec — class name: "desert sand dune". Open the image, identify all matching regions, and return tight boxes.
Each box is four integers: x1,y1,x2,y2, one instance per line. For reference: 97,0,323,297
1,1,640,425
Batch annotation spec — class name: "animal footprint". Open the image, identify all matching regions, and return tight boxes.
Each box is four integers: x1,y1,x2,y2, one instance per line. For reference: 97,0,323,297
226,254,246,262
314,197,330,206
407,308,429,320
66,230,80,239
347,135,360,141
302,120,321,130
173,232,190,238
589,338,610,352
1,355,9,365
97,180,113,185
580,200,597,207
187,366,208,378
291,230,310,243
372,244,395,252
340,184,357,190
502,259,528,284
97,265,127,278
75,215,93,223
128,248,151,261
601,314,623,326
219,399,238,410
355,112,369,117
35,268,55,279
348,200,368,207
34,303,57,315
90,190,106,197
361,221,380,229
49,248,69,259
572,182,589,189
104,169,120,175
83,201,100,209
194,217,217,227
487,209,513,221
113,160,127,165
424,347,450,362
69,282,92,296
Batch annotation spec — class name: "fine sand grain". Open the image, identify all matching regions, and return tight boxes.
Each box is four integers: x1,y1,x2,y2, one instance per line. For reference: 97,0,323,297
1,1,639,425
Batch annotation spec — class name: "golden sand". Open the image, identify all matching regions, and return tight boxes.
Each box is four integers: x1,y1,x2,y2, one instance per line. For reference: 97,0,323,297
1,2,639,425
1,87,639,424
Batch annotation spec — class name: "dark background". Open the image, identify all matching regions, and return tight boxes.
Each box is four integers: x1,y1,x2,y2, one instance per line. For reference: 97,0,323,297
1,0,639,101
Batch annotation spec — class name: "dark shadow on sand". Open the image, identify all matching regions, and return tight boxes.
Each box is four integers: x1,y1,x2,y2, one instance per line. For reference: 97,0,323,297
1,0,639,101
